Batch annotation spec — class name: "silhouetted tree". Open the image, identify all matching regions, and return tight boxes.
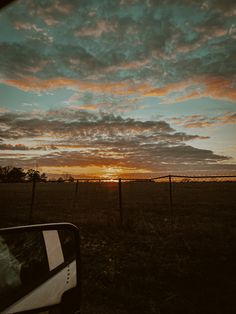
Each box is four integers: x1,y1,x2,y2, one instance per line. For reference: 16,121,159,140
57,177,64,183
8,167,26,182
26,169,41,181
0,166,10,182
26,169,47,182
40,172,47,182
0,166,26,182
68,176,75,182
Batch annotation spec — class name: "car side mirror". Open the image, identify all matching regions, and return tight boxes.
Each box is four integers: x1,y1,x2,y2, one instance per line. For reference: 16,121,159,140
0,223,80,314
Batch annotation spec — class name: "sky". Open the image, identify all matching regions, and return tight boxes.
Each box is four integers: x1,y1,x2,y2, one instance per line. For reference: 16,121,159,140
0,0,236,178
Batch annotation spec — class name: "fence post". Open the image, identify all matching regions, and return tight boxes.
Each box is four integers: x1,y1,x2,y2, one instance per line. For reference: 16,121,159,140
168,175,174,229
29,179,36,223
73,179,79,210
118,178,123,225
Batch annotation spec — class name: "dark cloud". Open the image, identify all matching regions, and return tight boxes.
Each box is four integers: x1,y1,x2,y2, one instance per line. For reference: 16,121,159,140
0,110,176,143
0,109,195,144
0,143,29,150
0,108,229,172
2,0,235,85
206,0,236,14
0,142,229,172
0,42,48,80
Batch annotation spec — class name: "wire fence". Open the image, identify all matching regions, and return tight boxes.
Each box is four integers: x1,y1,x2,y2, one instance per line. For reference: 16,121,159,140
0,175,235,229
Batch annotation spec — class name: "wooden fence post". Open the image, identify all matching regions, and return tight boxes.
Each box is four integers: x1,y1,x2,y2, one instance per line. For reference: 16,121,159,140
29,179,36,223
168,175,174,229
118,178,123,225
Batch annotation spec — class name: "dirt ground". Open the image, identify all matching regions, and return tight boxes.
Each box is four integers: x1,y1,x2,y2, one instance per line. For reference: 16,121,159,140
0,181,236,314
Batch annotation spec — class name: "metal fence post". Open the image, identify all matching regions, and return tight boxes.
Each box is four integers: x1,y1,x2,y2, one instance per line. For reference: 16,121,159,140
168,175,174,229
29,179,36,223
118,178,123,225
73,179,79,210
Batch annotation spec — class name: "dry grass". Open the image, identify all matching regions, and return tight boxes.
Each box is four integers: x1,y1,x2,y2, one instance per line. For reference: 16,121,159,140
0,181,236,313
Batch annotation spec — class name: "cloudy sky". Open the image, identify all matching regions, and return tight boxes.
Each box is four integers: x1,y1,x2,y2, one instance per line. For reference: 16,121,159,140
0,0,236,178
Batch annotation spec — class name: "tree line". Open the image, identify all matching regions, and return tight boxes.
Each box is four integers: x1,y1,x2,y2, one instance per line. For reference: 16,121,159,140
0,166,47,183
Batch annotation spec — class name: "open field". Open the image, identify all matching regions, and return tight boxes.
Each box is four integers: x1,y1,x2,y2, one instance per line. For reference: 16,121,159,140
0,181,236,313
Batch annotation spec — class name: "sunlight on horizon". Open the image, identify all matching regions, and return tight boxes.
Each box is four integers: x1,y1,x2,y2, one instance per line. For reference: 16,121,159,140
0,0,235,177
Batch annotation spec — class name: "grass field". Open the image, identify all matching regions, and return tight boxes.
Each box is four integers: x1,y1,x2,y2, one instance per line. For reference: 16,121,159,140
0,181,236,313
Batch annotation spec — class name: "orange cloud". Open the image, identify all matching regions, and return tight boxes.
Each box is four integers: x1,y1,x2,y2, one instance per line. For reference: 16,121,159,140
174,90,202,103
183,121,214,128
144,79,193,97
217,113,236,124
1,77,78,92
170,112,236,129
204,76,236,102
55,145,83,149
1,76,150,96
2,74,235,102
104,59,150,73
67,104,97,111
178,76,236,102
0,143,29,150
145,75,236,102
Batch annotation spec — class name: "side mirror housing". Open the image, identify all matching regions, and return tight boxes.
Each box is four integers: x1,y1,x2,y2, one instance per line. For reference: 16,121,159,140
0,223,80,314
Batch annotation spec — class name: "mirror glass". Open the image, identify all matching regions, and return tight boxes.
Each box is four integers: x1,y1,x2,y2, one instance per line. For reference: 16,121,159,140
0,228,77,312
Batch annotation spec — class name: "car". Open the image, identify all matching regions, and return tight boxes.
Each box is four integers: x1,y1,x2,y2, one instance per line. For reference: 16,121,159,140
0,223,81,314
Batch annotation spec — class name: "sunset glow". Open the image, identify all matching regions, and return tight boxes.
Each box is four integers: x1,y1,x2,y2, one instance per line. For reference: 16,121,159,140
0,0,236,178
